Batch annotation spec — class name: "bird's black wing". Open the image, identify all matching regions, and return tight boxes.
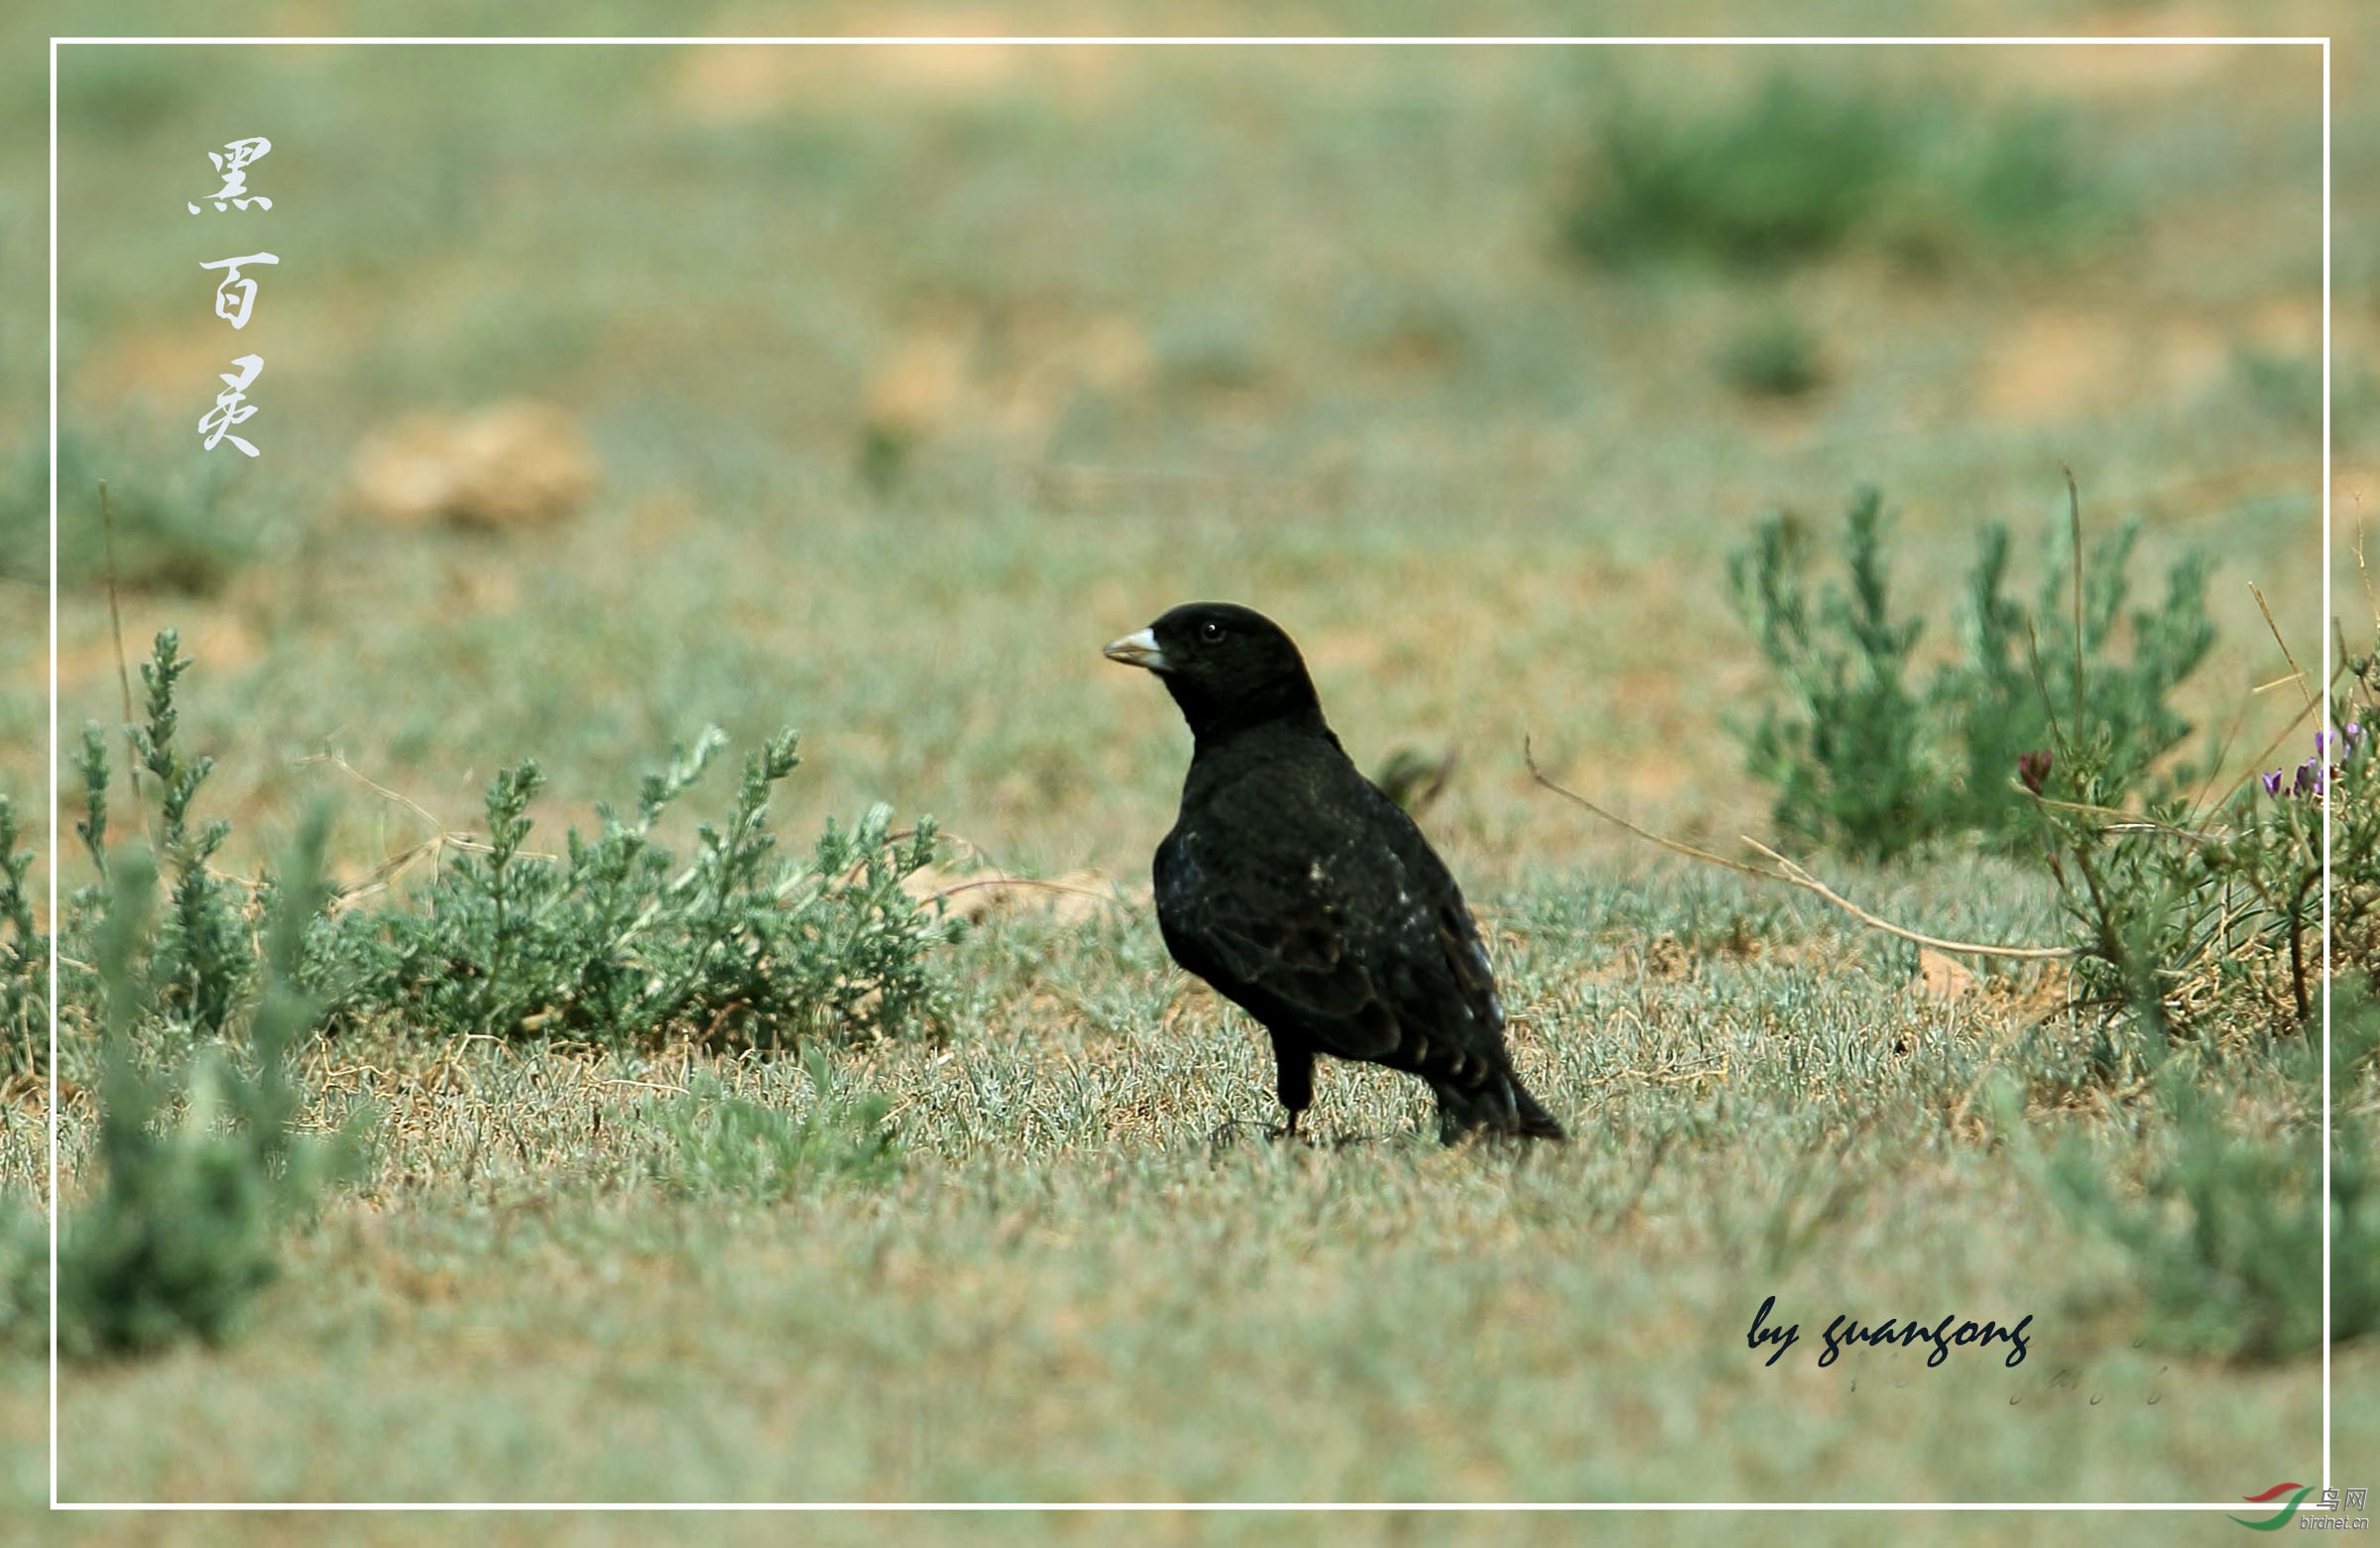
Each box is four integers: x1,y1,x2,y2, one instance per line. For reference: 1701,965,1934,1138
1154,764,1508,1079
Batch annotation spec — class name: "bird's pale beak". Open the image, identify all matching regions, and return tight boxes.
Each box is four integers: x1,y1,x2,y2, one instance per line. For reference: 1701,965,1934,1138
1103,628,1167,671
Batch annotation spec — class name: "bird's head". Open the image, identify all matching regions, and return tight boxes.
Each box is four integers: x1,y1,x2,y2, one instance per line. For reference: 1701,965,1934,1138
1103,602,1324,741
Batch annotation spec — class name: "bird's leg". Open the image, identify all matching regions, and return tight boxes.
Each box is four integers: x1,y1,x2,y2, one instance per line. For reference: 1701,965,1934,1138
1270,1038,1314,1143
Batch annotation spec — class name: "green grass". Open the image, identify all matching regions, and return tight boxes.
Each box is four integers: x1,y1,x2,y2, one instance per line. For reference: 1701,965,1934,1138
0,4,2368,1527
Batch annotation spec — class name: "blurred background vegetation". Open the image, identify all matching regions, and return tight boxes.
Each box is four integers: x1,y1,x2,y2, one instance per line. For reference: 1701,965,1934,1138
0,2,2365,902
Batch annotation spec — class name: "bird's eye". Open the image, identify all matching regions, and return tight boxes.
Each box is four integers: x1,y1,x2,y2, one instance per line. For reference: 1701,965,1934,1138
1200,621,1226,643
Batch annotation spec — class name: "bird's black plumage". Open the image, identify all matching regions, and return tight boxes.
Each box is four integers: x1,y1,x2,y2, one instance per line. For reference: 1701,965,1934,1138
1104,602,1564,1143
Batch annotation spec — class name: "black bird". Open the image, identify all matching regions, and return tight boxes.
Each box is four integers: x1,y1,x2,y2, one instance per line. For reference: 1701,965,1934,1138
1104,602,1565,1143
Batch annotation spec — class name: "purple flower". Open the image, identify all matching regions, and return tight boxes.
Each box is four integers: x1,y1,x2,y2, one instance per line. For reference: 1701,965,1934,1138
2348,722,2365,750
2296,759,2323,797
2262,769,2285,796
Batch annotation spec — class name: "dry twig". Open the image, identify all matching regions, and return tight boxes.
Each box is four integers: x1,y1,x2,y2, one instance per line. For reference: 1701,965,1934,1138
1523,739,2079,961
2250,581,2315,711
297,750,551,908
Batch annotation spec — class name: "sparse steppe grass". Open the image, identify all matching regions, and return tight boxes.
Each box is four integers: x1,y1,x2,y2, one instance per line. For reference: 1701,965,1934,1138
10,865,2369,1505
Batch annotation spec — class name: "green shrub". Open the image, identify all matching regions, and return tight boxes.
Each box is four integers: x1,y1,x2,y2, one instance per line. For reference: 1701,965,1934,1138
1568,76,1892,269
1934,518,2214,846
1564,75,2108,273
1727,485,2214,862
53,631,955,1060
2254,649,2380,989
29,620,965,1353
305,728,956,1048
60,631,255,1047
8,439,260,595
1925,611,2380,1054
2009,605,2364,1041
57,819,371,1358
0,792,40,1078
1727,488,1933,862
132,632,252,1035
1947,107,2102,255
18,623,962,1357
1725,480,2380,1046
648,1046,900,1200
2040,988,2378,1362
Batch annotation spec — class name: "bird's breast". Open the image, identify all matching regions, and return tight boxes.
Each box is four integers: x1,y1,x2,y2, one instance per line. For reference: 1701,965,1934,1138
1153,826,1203,914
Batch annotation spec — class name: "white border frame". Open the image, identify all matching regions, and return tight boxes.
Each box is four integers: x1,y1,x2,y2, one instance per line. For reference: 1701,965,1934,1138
44,30,2337,1517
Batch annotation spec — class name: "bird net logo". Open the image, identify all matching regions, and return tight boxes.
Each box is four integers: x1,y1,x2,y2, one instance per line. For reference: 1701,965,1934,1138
2230,1483,2370,1531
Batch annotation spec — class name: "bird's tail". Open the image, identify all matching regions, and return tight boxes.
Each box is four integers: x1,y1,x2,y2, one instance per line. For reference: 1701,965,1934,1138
1435,1070,1566,1143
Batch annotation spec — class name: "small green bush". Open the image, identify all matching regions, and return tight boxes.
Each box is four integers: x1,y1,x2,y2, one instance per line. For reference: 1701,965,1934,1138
54,630,956,1057
2149,674,2376,1023
2008,603,2367,1040
648,1047,900,1200
58,820,370,1358
1726,481,2380,1045
1564,75,2108,273
1728,485,2214,862
1935,518,2214,847
8,441,260,595
305,728,956,1049
61,633,256,1045
2249,650,2380,989
1727,488,1935,862
20,625,962,1358
0,792,41,1078
132,632,252,1035
1569,76,1892,270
